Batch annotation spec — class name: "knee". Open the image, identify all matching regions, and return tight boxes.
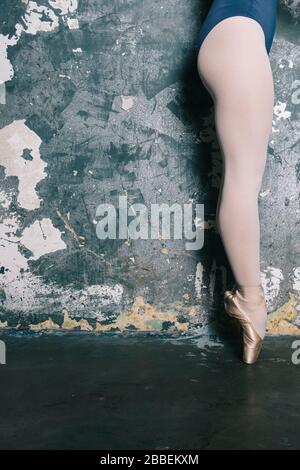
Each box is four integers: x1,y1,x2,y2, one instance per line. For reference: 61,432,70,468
227,157,266,187
222,167,265,200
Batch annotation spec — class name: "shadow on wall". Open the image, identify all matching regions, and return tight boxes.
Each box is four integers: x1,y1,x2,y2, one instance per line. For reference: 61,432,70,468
179,0,234,328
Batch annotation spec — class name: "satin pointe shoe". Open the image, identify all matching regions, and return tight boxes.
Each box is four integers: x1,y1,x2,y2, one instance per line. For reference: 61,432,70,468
224,287,264,365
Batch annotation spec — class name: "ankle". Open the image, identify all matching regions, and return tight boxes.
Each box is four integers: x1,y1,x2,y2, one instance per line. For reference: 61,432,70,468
236,284,265,303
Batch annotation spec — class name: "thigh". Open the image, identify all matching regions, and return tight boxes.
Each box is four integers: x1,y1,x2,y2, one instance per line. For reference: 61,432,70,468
197,16,274,174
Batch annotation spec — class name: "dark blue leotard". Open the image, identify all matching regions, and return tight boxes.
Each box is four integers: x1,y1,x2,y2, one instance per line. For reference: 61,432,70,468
196,0,278,55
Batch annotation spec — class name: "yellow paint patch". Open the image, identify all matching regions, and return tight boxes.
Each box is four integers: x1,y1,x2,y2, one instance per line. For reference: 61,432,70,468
182,293,190,302
56,209,83,242
5,294,300,336
174,321,189,332
267,293,300,335
4,294,300,336
61,309,93,331
96,296,189,332
78,319,94,331
95,321,114,332
188,307,197,317
29,317,60,331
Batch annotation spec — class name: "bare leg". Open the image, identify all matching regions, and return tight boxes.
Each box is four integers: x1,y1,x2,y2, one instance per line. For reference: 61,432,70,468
197,17,274,338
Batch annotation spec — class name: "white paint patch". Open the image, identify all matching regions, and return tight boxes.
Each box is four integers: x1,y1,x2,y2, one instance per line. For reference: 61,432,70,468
2,272,124,320
259,189,271,198
0,190,12,210
81,284,124,306
0,205,66,284
292,267,300,298
0,120,47,210
20,1,59,35
67,18,79,29
0,213,28,283
0,187,121,320
48,0,78,15
121,96,135,111
195,262,204,301
0,188,122,317
261,267,284,307
278,58,294,69
0,0,79,88
0,83,5,104
0,34,19,84
292,80,300,105
21,218,67,260
274,101,291,120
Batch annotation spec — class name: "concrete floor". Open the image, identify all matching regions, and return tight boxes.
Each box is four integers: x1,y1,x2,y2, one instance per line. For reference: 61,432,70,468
0,333,299,450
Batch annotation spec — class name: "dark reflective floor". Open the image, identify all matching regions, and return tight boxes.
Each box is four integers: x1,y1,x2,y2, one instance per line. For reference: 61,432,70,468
0,333,299,450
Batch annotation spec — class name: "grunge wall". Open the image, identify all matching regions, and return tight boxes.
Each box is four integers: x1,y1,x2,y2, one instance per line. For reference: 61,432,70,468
0,0,299,335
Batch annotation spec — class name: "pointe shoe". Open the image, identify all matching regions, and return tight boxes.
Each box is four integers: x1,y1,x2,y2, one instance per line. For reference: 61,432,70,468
224,287,264,365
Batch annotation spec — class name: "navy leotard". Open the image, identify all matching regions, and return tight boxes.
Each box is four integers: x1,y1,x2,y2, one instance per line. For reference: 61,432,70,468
196,0,278,55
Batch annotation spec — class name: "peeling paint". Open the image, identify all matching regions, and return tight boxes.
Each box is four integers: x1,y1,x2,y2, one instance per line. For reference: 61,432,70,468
29,317,60,331
261,267,284,308
195,262,204,302
267,294,300,335
62,309,93,331
182,293,190,302
48,0,78,15
278,58,294,69
0,34,19,84
259,189,271,198
67,18,79,29
188,307,197,317
0,0,79,88
121,96,135,111
0,212,28,283
292,267,300,296
21,218,67,260
0,1,299,336
95,296,189,333
56,209,83,242
274,101,292,121
0,120,47,210
1,274,124,319
0,190,12,210
18,1,59,35
0,296,192,333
